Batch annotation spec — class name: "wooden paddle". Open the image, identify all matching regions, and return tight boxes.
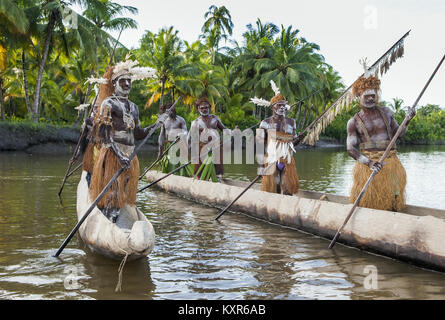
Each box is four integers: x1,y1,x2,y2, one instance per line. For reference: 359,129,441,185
139,136,181,180
58,27,124,198
328,53,445,250
53,98,180,257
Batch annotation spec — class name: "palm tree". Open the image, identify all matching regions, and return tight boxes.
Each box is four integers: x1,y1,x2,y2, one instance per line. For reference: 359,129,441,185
77,0,138,70
136,27,200,107
0,0,29,35
243,19,279,50
200,5,233,64
253,26,325,103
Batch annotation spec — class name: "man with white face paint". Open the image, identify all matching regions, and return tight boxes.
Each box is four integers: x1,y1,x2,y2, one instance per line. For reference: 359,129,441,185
188,97,232,182
254,83,305,195
89,60,165,222
347,74,415,211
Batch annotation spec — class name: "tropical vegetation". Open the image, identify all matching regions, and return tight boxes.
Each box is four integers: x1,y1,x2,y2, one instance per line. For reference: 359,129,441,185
1,2,443,144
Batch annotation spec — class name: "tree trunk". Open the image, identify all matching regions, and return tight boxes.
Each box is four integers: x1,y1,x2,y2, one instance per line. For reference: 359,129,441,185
0,77,5,120
22,50,32,115
160,79,166,106
32,11,56,123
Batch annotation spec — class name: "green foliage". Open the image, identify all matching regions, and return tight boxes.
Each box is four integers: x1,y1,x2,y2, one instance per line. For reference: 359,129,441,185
323,103,360,142
397,104,445,144
1,3,441,146
322,102,445,144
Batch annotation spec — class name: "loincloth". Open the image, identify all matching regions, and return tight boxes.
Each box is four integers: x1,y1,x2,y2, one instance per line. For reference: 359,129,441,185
350,149,406,211
261,131,299,195
89,144,139,209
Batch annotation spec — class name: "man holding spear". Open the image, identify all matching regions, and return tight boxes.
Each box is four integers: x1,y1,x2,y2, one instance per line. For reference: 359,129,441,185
347,66,415,211
251,80,304,195
88,59,161,222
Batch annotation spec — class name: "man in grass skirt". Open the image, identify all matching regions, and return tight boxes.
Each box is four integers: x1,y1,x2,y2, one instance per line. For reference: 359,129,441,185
347,69,416,211
89,59,164,222
252,81,304,195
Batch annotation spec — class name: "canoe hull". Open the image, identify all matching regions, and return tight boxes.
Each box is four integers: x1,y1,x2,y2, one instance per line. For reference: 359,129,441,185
77,171,155,261
144,170,445,273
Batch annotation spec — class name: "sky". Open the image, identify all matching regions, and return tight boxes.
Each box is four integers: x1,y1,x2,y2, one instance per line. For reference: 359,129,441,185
75,0,445,107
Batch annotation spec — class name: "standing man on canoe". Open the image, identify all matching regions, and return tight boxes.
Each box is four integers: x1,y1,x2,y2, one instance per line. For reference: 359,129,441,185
157,102,188,160
252,81,304,195
347,73,415,211
188,97,234,182
81,69,116,185
89,59,164,222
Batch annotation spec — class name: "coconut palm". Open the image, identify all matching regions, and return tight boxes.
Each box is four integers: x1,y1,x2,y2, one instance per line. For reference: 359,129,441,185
0,0,29,35
137,27,200,107
200,5,233,64
77,0,137,69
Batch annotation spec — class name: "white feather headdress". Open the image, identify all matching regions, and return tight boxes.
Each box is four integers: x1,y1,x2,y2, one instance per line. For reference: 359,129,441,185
85,76,108,85
250,97,270,107
112,59,157,81
270,80,280,96
250,80,284,107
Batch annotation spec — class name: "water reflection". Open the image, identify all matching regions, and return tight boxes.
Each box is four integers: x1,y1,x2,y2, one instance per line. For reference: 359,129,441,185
0,146,445,299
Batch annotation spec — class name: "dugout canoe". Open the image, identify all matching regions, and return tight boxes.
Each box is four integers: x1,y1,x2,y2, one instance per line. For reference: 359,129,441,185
144,170,445,273
77,171,155,261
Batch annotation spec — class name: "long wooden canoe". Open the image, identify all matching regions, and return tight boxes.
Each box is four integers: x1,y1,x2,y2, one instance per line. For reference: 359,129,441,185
145,170,445,273
77,171,155,261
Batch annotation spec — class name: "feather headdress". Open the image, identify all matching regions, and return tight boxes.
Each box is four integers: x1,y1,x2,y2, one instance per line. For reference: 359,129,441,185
302,30,409,146
85,76,108,85
250,80,287,108
250,97,270,107
270,80,280,96
111,59,157,81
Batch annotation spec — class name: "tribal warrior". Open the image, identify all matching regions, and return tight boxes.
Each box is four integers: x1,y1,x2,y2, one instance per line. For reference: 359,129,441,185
157,102,188,159
347,75,415,211
188,97,232,182
256,90,304,195
89,61,164,222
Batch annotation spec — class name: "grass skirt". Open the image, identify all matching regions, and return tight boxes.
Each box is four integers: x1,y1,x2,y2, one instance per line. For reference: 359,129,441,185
82,143,99,174
261,156,299,195
350,150,406,211
89,147,139,209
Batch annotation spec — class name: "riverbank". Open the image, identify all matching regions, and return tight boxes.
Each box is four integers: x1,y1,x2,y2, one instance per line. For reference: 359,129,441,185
0,121,345,153
0,122,159,153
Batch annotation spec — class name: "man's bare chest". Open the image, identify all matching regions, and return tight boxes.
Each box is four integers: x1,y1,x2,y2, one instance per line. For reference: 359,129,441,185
357,111,390,139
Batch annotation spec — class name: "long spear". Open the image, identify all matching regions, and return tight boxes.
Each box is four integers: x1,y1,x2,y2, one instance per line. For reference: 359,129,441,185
328,53,445,250
137,86,331,193
53,98,180,258
213,93,339,221
58,27,124,197
302,30,410,146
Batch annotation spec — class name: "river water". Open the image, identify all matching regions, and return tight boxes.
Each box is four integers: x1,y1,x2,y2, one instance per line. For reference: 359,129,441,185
0,145,445,300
